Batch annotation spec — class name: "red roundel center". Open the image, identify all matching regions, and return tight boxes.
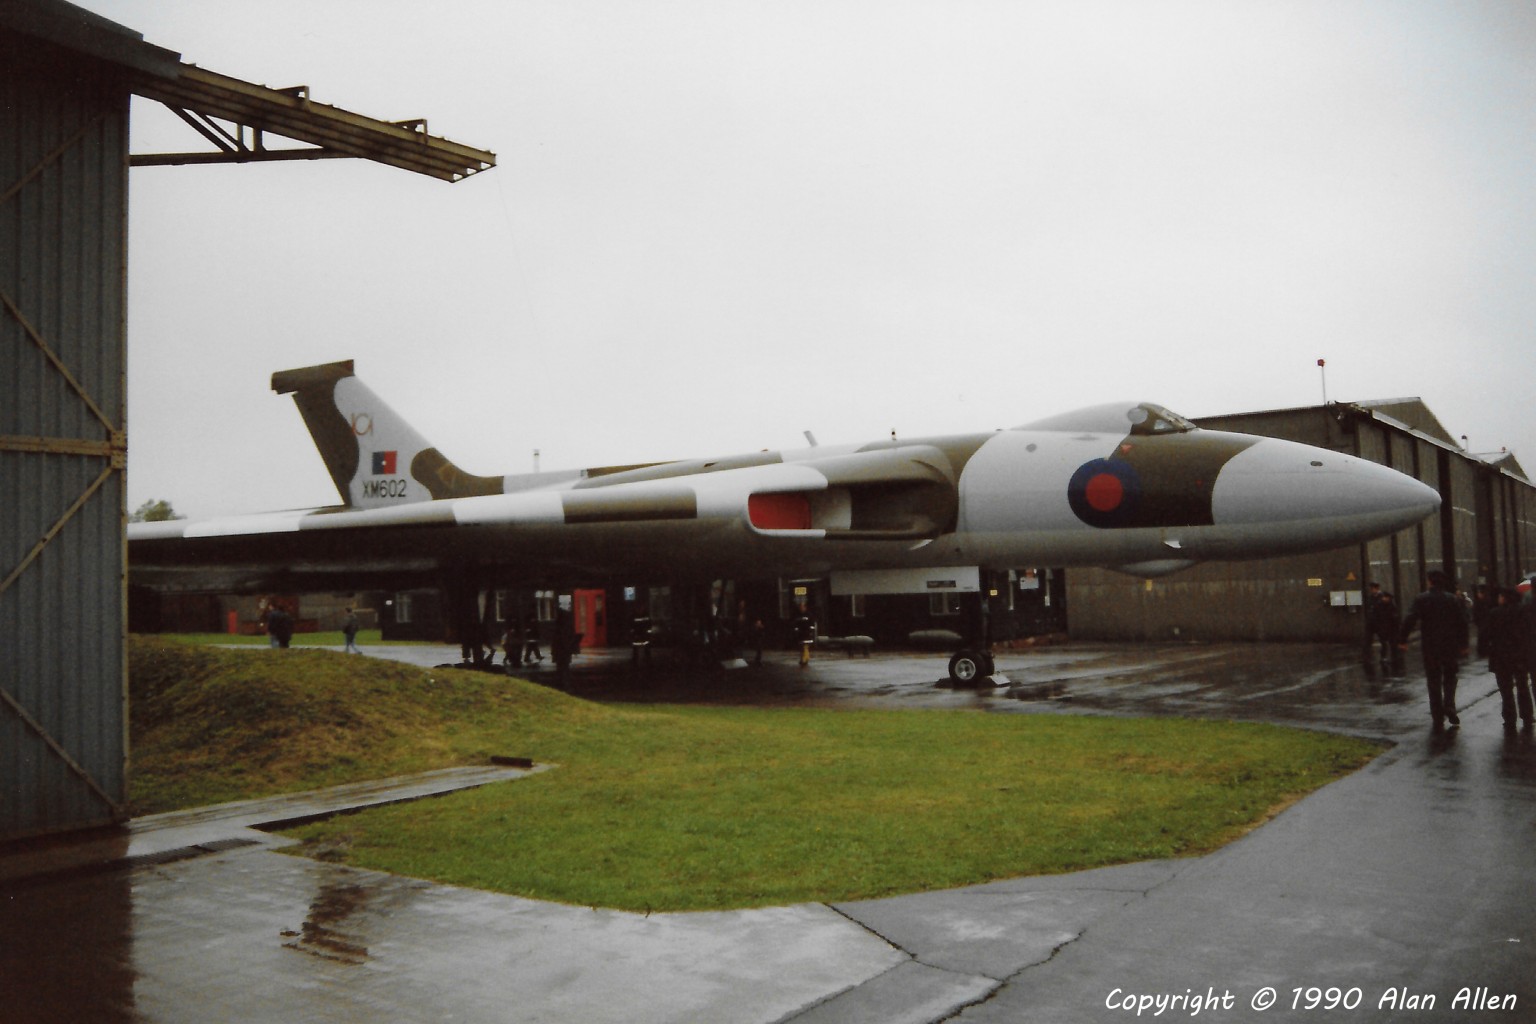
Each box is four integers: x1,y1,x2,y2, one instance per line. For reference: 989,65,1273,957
1084,473,1124,512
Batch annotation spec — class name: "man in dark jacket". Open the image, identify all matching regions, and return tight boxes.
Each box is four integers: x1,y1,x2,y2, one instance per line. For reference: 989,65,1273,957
1364,582,1400,672
1523,578,1536,687
1484,587,1533,731
1399,571,1471,730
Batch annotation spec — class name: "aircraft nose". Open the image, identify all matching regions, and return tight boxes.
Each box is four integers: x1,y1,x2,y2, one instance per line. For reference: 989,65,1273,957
1212,437,1440,541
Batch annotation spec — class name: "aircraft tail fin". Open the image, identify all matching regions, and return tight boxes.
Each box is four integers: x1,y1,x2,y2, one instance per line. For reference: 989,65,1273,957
271,360,503,509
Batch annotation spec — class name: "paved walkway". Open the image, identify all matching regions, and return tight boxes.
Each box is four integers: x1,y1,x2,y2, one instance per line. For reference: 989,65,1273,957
3,643,1532,1022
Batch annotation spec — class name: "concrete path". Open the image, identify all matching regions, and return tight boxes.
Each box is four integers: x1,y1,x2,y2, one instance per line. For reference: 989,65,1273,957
3,642,1532,1022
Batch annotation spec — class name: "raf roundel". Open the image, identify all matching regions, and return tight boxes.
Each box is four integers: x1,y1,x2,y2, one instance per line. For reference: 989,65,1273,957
1068,458,1141,528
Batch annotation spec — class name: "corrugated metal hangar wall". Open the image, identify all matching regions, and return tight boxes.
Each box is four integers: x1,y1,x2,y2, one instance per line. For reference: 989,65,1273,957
1,16,149,838
1069,403,1536,643
1,1,493,842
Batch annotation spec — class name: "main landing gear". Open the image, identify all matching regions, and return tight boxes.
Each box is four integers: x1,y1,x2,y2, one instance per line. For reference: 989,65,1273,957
947,648,1008,686
947,649,991,684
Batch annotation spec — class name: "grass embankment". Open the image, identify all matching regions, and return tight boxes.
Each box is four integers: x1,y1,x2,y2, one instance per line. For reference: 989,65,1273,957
164,629,409,647
129,636,1383,912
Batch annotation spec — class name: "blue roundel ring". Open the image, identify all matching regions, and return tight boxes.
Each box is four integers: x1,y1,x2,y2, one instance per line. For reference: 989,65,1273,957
1068,459,1142,528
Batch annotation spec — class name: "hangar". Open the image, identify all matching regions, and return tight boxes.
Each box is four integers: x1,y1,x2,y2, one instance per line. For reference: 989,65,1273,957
0,0,492,841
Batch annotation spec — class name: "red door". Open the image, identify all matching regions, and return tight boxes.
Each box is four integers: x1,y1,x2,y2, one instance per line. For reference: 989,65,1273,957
572,589,607,647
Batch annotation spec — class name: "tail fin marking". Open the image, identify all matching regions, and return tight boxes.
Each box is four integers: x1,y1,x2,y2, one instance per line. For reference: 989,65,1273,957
272,360,503,509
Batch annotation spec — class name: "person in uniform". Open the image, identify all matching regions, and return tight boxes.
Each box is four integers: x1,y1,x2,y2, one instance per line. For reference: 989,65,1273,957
629,606,652,668
791,604,816,668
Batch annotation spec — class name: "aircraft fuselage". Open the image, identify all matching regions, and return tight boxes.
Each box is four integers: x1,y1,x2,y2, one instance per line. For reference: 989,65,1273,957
130,400,1440,594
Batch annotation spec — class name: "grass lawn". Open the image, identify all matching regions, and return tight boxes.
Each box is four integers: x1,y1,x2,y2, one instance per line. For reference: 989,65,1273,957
129,636,1384,912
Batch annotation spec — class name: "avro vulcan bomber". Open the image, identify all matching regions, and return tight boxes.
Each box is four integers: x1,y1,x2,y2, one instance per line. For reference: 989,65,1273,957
130,361,1440,677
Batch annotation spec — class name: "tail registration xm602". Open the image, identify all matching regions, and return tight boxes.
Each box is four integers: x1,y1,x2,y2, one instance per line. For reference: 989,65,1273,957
130,361,1440,672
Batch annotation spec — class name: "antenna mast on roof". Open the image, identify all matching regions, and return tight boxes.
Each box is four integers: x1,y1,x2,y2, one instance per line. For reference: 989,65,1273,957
1317,358,1328,407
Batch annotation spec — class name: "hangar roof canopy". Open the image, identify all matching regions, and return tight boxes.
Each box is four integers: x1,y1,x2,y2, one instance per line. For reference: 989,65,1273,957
128,65,496,183
4,0,495,183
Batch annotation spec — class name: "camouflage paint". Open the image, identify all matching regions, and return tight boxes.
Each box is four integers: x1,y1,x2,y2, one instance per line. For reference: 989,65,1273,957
1067,432,1258,529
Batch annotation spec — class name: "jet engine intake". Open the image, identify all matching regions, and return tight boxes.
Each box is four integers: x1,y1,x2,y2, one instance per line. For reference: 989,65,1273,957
748,479,953,541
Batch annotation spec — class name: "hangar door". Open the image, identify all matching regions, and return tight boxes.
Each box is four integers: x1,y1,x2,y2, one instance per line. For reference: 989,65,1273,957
1,37,130,838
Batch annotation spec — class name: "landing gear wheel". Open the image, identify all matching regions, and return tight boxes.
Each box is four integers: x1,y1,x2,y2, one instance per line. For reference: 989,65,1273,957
948,650,985,684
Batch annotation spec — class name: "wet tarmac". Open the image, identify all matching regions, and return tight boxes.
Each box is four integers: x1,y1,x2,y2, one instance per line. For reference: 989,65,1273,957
4,640,1534,1023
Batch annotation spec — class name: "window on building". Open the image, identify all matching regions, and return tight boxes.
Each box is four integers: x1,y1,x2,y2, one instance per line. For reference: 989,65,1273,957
535,590,555,621
394,592,414,624
850,594,866,618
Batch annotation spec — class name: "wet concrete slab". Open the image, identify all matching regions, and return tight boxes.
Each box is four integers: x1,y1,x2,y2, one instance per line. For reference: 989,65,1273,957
5,641,1534,1022
3,845,904,1024
952,724,1536,1023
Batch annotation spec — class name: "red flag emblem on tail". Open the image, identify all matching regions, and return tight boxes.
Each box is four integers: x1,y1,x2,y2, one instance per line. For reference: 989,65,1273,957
372,450,397,474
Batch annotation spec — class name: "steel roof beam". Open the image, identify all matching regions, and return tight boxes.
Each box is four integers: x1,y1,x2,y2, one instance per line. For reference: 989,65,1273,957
130,64,495,182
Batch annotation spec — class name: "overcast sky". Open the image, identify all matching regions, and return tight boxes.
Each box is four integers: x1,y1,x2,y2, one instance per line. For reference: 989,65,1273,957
91,0,1536,518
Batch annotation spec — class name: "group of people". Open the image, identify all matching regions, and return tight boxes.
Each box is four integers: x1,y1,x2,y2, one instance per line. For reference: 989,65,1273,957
262,604,294,648
1377,571,1536,733
496,614,546,668
625,601,774,670
262,604,363,652
498,612,581,682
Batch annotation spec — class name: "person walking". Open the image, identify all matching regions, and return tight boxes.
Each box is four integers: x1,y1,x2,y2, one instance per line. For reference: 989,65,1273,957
501,620,522,674
629,606,652,669
750,614,765,667
522,613,544,665
792,604,815,668
342,607,362,653
552,607,576,684
264,603,294,649
1364,582,1399,672
1399,570,1470,731
1484,586,1534,732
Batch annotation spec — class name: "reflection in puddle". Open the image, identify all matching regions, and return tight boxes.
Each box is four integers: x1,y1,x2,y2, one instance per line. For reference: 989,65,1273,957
281,877,373,965
1,866,141,1022
1006,680,1072,702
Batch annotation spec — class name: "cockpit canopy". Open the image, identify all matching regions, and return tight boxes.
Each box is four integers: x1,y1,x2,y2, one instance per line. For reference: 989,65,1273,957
1014,402,1198,436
